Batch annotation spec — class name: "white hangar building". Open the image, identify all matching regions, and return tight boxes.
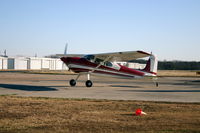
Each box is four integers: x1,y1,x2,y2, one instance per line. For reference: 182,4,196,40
1,57,68,70
27,57,66,70
8,57,28,70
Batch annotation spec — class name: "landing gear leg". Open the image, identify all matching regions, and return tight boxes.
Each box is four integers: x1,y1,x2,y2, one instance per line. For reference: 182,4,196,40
153,77,159,87
85,73,93,87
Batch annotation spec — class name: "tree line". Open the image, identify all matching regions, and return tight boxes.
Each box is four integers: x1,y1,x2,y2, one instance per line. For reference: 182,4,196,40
130,60,200,70
158,61,200,70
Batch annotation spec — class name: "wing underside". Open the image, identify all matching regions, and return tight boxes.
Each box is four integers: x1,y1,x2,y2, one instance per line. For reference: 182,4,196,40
93,51,151,62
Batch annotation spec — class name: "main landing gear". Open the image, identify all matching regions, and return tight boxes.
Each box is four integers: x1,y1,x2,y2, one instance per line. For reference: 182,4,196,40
85,80,93,87
69,79,76,87
69,73,93,87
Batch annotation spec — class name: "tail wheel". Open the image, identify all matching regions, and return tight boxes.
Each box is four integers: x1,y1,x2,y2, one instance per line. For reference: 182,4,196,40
86,80,93,87
70,79,76,87
156,82,159,87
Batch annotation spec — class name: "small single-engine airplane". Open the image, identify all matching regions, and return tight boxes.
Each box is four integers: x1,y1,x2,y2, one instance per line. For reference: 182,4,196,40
61,50,158,87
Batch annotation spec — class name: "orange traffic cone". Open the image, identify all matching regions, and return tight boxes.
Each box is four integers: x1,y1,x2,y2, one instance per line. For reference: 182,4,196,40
135,108,147,116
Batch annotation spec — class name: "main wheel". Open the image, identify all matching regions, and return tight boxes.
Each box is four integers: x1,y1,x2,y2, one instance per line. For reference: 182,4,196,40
69,79,76,87
86,80,93,87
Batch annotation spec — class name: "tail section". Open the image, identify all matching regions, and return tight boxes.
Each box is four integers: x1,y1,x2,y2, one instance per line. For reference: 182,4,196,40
142,54,158,76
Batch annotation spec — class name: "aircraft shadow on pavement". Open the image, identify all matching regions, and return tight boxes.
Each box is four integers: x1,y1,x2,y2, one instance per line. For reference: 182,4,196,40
0,84,57,91
119,89,200,92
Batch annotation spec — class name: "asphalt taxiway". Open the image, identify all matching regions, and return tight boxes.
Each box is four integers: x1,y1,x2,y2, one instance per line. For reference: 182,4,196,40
0,72,199,102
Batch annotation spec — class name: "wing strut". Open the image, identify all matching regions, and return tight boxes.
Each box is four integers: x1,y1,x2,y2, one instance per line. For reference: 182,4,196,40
91,56,112,73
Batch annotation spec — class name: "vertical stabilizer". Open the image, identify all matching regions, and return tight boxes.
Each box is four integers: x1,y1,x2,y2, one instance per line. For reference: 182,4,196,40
142,54,158,75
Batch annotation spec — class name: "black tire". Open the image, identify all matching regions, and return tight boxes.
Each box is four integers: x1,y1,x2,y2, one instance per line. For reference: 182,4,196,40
70,79,76,87
86,80,93,87
156,82,159,87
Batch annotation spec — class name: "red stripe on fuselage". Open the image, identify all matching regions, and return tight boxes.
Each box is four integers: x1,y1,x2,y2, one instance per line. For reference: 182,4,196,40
119,65,145,76
70,68,135,78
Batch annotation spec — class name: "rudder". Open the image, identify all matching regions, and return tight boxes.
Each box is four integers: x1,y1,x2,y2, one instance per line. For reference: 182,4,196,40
142,54,158,75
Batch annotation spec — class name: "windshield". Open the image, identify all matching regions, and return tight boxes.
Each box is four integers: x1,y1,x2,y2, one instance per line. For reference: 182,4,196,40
83,55,95,62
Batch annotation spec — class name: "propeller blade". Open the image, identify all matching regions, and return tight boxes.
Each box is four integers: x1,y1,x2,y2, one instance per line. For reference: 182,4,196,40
64,43,68,56
62,43,69,70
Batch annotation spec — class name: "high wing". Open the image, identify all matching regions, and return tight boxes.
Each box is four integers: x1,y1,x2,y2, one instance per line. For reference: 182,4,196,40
92,50,151,62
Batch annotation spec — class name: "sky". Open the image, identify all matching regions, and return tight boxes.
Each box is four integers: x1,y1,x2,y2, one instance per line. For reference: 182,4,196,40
0,0,200,61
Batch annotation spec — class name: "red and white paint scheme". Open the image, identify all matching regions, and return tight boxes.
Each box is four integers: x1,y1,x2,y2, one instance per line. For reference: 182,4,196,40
61,51,158,87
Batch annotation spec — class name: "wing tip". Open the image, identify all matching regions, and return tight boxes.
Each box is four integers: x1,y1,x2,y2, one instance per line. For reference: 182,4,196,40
137,50,151,55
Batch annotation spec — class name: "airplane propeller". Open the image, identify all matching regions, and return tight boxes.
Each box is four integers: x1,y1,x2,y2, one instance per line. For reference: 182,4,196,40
62,43,68,70
64,43,68,56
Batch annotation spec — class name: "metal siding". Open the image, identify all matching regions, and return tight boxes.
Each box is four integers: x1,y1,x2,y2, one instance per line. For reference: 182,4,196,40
0,59,2,69
1,57,69,70
15,58,28,70
127,63,146,69
0,58,8,69
8,58,14,69
29,58,42,70
49,60,53,70
56,59,63,70
41,58,50,69
3,58,8,69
